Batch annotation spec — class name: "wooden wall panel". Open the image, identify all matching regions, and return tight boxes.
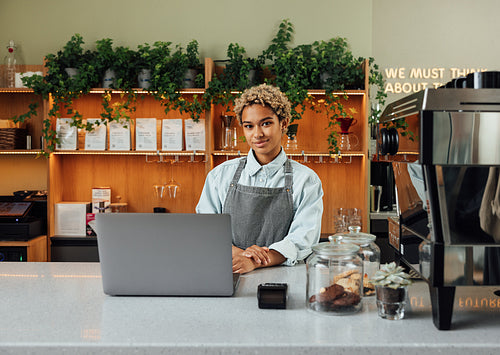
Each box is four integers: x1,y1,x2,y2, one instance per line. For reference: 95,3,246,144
50,155,205,214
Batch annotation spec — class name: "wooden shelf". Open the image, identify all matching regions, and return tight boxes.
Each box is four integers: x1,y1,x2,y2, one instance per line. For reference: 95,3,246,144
0,150,43,155
0,88,36,93
212,150,365,156
0,235,48,262
307,89,366,96
51,150,206,156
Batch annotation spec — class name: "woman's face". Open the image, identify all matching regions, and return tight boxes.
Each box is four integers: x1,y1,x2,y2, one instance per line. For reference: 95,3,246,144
241,104,288,165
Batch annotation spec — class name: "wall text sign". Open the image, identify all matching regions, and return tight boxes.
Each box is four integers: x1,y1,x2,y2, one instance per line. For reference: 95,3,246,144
384,67,488,94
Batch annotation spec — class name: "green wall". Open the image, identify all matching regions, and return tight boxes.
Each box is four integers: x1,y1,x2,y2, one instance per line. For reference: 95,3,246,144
0,0,373,65
373,0,500,103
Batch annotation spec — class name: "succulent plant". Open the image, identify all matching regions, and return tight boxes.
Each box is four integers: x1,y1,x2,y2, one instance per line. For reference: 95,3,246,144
370,262,413,289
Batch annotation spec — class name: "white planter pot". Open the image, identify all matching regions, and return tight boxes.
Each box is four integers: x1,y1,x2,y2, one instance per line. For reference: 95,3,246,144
65,68,79,79
102,69,116,88
183,68,198,88
138,69,151,89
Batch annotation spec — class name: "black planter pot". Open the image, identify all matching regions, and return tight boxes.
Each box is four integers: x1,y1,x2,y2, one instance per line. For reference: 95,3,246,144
376,286,406,302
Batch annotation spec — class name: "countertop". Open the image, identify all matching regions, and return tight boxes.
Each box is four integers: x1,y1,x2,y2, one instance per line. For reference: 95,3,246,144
0,262,499,354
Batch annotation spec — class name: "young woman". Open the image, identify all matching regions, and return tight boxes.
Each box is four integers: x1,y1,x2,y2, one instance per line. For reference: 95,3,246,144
196,84,323,273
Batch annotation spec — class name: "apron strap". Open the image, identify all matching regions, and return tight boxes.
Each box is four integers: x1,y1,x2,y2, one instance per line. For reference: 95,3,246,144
284,159,293,192
230,157,247,187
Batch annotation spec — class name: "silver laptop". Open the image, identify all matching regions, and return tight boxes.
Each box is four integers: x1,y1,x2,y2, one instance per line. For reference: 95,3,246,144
95,213,237,296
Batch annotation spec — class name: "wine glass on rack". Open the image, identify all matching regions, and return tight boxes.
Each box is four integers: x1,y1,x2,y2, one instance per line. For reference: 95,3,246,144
165,159,180,199
153,184,166,212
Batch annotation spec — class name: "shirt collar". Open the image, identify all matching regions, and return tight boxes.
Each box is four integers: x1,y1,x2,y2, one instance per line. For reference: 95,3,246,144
246,148,287,177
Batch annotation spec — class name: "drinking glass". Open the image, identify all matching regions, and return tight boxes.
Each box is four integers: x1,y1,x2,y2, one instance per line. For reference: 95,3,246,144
334,208,348,233
165,160,180,199
348,208,362,229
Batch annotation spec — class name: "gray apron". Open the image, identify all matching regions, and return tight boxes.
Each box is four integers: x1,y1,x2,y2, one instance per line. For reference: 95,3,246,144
223,157,294,250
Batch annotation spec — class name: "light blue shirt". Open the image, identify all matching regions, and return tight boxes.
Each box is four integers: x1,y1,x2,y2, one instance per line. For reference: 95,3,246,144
196,149,324,265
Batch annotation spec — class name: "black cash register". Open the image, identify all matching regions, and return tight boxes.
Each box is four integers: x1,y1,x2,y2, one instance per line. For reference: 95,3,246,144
0,192,46,241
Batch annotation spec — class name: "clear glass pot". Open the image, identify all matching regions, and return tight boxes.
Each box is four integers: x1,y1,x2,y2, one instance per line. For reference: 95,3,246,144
332,226,381,296
306,237,363,315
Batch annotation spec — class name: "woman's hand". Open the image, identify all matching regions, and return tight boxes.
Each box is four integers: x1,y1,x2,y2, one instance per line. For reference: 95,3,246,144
232,254,258,274
242,245,271,265
231,245,286,274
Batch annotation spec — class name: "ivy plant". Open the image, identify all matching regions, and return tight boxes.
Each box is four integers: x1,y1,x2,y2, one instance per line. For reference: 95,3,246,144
203,42,263,114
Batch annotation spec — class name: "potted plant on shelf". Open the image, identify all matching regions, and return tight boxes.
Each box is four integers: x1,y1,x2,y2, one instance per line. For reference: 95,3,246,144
94,38,117,88
135,42,158,89
204,42,263,114
19,34,99,153
183,39,204,89
56,33,88,79
272,43,317,123
90,39,138,132
370,262,413,320
143,41,203,122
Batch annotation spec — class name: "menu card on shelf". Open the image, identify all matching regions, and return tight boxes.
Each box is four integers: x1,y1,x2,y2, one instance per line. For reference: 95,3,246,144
162,119,183,151
56,118,77,150
85,118,107,150
135,118,157,151
109,119,131,151
92,187,111,214
184,118,205,151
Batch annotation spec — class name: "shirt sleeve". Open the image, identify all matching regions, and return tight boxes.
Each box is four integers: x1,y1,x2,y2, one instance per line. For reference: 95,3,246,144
195,169,223,214
269,173,324,266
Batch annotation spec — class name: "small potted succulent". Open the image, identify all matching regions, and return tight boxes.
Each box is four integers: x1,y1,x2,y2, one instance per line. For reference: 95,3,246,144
371,262,413,320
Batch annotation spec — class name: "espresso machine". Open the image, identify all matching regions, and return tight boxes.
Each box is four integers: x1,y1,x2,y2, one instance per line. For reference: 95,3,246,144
375,72,500,330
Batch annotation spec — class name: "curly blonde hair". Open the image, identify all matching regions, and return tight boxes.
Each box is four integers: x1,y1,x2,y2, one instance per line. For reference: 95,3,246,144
233,84,292,125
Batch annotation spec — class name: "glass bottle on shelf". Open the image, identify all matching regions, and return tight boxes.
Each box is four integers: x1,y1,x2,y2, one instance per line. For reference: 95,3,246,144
4,40,17,88
221,114,237,150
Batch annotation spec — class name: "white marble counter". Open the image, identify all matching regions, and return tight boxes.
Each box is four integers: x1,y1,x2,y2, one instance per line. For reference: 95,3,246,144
0,262,499,354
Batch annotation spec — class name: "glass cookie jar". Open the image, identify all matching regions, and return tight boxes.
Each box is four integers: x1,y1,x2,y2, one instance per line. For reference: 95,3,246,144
332,226,381,297
307,237,363,315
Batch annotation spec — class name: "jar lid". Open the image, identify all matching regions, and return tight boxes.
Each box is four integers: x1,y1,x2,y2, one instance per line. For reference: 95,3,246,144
312,237,360,256
330,226,376,246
